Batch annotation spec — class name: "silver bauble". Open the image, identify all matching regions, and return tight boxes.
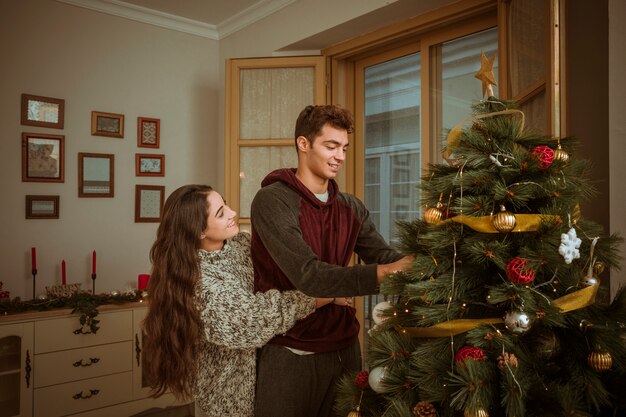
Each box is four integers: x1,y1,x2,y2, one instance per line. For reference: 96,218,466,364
110,290,120,297
580,274,598,287
372,301,393,325
504,310,532,334
36,293,48,301
368,366,389,393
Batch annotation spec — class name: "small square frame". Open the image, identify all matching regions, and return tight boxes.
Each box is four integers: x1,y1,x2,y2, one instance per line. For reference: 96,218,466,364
137,117,160,148
21,93,65,129
91,111,124,138
135,185,165,223
78,153,115,197
136,154,165,177
26,195,59,219
22,132,65,182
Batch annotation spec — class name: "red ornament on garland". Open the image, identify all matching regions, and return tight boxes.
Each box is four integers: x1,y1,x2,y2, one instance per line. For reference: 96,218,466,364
506,257,536,284
531,145,555,169
355,370,369,389
455,346,486,363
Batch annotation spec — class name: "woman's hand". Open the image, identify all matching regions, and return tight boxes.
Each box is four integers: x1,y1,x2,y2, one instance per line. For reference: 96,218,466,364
315,297,354,308
333,297,353,307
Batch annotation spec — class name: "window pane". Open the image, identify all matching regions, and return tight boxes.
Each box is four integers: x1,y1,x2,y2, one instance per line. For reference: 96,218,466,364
363,52,421,244
508,0,547,96
239,146,298,217
440,27,499,138
240,67,315,139
507,0,548,133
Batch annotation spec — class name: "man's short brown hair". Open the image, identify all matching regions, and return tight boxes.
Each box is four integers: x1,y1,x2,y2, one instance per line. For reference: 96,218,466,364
294,105,354,147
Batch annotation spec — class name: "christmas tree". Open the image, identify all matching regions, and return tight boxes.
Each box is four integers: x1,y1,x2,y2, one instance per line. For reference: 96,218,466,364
336,54,626,417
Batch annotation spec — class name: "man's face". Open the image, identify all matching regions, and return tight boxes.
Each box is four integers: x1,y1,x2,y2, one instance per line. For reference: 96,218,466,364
300,124,349,180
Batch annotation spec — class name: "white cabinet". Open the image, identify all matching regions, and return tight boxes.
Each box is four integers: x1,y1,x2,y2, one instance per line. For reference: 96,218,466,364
0,322,34,417
0,303,186,417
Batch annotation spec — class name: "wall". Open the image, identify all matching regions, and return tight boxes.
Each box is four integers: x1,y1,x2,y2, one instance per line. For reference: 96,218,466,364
609,0,626,298
566,0,626,297
0,0,219,299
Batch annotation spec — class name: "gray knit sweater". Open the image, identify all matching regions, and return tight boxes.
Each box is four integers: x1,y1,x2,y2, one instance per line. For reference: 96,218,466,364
193,232,316,416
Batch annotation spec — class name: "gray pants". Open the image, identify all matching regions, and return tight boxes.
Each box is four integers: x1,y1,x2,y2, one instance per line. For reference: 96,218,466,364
254,341,361,417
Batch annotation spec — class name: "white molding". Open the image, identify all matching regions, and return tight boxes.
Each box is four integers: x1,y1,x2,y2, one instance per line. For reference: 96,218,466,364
217,0,297,39
55,0,297,40
56,0,219,39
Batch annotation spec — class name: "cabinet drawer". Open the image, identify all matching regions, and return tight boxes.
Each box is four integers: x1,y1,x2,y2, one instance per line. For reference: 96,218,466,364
34,371,133,417
35,341,132,388
35,310,132,353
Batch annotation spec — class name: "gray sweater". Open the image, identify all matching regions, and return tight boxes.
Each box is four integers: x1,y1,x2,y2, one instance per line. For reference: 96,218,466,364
193,232,315,416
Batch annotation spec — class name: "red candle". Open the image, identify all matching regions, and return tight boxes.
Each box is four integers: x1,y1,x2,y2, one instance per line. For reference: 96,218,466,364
31,247,37,270
92,250,97,275
138,274,150,291
61,260,66,285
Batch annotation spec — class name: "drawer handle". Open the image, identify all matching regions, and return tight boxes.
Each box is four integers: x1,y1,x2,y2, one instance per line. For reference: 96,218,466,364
25,349,31,388
73,357,100,367
135,333,141,367
73,389,100,400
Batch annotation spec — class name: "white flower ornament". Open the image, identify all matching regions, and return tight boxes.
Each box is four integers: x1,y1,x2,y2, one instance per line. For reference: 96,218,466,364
559,227,582,264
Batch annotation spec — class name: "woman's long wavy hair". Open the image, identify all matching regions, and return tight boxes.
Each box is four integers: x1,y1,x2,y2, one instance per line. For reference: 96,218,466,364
142,184,213,400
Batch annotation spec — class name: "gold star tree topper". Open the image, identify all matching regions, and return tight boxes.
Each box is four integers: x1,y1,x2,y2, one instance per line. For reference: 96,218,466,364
474,51,497,98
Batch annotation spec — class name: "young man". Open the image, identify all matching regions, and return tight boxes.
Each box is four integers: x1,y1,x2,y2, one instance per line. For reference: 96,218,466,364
251,104,412,417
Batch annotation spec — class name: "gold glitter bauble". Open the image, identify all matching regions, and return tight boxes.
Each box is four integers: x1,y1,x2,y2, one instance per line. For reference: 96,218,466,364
491,205,516,232
423,206,444,224
588,351,613,372
347,406,362,417
553,145,569,162
464,407,489,417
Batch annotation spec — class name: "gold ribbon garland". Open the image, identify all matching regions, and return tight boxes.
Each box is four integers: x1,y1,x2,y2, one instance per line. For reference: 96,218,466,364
397,284,598,338
443,109,525,160
447,214,560,233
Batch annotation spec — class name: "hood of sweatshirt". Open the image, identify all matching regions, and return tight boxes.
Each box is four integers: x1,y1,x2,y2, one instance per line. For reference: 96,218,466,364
261,168,339,208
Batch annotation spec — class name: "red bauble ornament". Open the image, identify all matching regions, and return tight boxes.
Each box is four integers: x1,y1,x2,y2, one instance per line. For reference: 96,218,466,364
355,370,369,389
531,145,555,169
455,346,486,363
506,257,536,284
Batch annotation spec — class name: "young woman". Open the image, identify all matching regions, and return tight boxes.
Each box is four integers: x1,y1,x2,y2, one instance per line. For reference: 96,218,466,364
142,184,350,416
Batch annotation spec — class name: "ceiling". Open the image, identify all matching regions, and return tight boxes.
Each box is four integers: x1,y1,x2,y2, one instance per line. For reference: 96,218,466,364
58,0,457,48
121,0,270,26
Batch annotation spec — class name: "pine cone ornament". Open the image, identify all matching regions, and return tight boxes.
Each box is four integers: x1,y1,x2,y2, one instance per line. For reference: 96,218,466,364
496,352,518,370
413,401,437,417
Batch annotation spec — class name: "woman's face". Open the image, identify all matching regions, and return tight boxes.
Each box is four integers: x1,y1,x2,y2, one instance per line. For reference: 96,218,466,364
201,191,239,250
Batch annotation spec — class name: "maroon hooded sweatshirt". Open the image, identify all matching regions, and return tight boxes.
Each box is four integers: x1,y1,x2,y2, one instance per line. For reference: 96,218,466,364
251,168,403,353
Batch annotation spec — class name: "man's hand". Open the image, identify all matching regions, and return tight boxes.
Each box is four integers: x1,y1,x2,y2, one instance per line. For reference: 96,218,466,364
376,255,414,282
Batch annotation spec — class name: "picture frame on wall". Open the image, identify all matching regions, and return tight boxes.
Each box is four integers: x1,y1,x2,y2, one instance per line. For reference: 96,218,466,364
135,153,165,177
21,132,65,183
78,152,115,197
135,184,165,223
91,111,124,138
25,195,59,219
21,93,65,129
137,117,160,148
